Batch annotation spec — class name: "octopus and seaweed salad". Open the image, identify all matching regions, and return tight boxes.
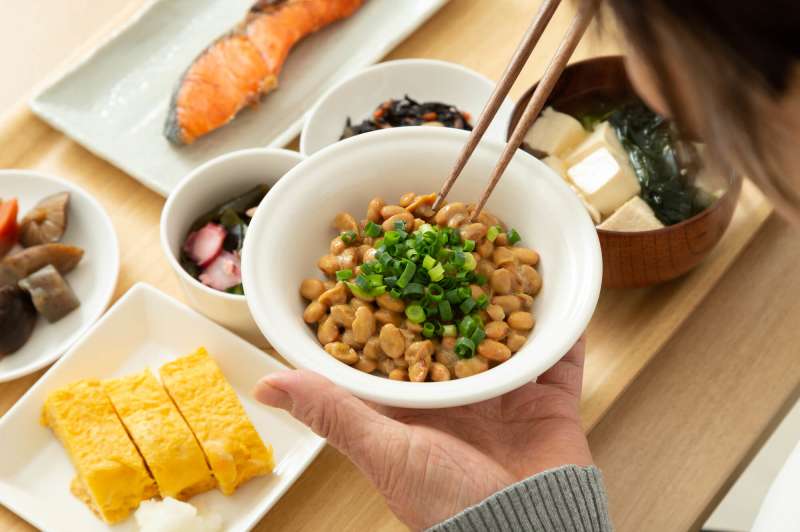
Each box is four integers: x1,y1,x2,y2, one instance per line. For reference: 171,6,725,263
180,185,269,295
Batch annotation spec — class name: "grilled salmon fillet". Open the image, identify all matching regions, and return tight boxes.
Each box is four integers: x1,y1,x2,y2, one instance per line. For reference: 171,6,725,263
165,0,364,145
42,379,158,524
160,348,274,495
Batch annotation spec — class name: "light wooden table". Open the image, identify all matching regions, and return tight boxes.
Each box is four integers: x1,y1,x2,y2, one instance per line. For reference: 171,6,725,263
2,1,800,531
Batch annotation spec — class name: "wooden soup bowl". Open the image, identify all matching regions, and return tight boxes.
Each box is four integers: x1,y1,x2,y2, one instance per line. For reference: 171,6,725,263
509,55,741,288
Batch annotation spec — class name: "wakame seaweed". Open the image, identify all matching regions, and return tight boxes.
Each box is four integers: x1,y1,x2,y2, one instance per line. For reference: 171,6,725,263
608,103,703,225
341,95,473,139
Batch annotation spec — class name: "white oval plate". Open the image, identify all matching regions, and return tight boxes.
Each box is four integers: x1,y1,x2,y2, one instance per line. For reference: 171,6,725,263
301,58,515,156
0,170,119,381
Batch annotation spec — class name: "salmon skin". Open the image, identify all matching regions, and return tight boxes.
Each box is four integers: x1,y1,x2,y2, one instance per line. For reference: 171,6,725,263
165,0,364,145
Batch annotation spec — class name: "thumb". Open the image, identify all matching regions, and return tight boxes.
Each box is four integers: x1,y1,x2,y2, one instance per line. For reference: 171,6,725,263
253,369,407,466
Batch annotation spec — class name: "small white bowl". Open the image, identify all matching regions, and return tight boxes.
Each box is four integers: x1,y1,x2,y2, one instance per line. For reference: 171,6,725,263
161,148,303,346
242,127,602,408
300,58,515,156
0,170,119,382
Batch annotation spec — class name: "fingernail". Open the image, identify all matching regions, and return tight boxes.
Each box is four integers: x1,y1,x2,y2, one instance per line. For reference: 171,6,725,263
252,374,294,411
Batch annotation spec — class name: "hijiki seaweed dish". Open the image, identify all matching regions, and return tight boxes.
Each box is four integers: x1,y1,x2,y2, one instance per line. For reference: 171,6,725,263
341,96,473,139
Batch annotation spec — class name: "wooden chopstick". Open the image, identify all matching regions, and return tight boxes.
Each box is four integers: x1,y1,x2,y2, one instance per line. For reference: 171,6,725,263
468,3,595,220
431,0,562,212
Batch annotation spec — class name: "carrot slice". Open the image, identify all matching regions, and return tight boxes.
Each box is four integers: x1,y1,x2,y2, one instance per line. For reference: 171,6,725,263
0,198,19,258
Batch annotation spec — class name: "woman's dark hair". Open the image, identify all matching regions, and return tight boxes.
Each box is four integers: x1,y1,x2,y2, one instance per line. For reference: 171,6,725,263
596,0,800,217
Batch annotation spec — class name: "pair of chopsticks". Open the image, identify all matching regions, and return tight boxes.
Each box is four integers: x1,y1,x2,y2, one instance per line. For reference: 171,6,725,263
432,0,596,218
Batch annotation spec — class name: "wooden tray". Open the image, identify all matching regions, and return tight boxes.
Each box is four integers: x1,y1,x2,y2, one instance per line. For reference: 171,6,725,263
0,1,773,529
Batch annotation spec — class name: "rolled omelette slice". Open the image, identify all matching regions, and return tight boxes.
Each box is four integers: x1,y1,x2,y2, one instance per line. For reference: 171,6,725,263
159,348,274,495
103,370,216,500
42,379,158,524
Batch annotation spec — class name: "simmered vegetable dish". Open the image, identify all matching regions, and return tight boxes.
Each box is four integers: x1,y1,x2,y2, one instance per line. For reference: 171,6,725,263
301,192,542,382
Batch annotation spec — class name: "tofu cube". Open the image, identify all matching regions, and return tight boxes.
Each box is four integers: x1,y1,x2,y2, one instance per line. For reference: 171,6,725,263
542,155,568,180
524,107,587,158
567,147,641,217
598,196,665,232
565,121,627,167
541,155,601,224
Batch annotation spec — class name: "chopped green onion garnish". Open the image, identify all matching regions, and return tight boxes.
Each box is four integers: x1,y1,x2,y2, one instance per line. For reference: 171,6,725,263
346,282,372,300
460,297,477,314
455,337,476,359
397,261,416,288
350,216,512,341
340,230,357,244
446,289,462,304
364,221,383,237
371,285,386,296
459,315,478,337
470,328,486,345
427,284,444,301
403,283,425,298
384,231,401,246
508,228,521,245
463,253,477,271
487,225,501,242
428,263,445,282
439,300,453,321
405,304,426,323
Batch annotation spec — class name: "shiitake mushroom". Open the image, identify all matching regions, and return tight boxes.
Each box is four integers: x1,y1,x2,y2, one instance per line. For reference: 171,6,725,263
0,285,37,357
19,192,69,247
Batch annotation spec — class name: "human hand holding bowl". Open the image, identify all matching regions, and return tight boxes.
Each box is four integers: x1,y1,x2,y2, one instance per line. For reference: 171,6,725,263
253,338,592,530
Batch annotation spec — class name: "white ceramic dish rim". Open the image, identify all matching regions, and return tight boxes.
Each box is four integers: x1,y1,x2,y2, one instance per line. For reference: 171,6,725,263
243,127,603,408
160,147,305,304
0,282,326,531
0,169,120,381
299,58,511,156
28,0,450,197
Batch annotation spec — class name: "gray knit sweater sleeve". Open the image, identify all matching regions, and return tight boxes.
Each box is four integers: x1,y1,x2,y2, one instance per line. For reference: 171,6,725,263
427,465,612,532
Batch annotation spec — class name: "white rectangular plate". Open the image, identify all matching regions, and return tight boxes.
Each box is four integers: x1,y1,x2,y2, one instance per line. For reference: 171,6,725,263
0,283,325,532
29,0,448,196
